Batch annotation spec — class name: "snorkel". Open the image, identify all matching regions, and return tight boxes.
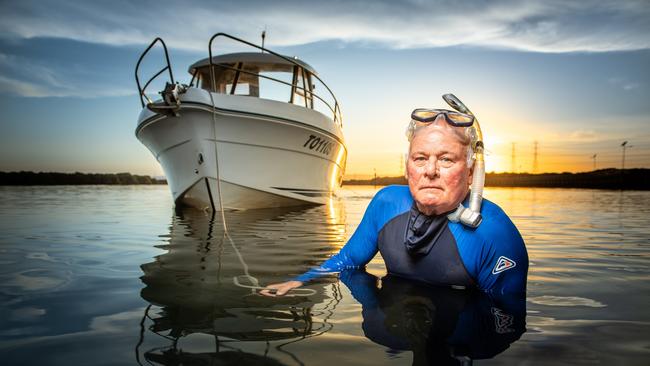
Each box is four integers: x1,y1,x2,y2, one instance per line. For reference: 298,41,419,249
442,93,484,228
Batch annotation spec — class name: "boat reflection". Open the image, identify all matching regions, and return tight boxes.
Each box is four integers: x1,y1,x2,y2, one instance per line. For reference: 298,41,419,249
137,206,344,365
340,270,526,365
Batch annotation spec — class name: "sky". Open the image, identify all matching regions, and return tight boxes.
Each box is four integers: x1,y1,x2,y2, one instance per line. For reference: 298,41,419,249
0,0,649,178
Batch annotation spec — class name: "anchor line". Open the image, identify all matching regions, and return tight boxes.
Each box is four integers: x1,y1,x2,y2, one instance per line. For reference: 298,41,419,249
208,88,314,297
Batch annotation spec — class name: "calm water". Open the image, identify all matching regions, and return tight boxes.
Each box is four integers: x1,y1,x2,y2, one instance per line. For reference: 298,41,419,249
0,185,649,365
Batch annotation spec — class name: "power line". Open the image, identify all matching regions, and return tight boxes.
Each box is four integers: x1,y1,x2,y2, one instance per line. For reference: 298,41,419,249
622,141,630,170
510,142,516,173
532,141,538,173
592,154,597,170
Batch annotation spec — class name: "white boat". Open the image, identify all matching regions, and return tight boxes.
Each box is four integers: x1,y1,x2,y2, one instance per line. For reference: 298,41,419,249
135,33,347,210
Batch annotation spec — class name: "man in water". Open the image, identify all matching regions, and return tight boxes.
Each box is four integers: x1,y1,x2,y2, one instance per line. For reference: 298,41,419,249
261,106,528,296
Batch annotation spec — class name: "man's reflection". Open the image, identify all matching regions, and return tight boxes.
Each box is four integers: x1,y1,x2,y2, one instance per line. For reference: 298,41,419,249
340,270,526,365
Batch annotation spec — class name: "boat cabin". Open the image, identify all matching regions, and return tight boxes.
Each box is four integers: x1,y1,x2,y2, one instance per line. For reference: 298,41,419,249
189,52,319,109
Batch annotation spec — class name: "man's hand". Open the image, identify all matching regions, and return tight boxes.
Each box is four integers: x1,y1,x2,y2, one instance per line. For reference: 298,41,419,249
259,280,303,297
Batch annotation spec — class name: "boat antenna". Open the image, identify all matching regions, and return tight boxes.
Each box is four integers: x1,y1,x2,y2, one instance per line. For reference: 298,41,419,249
261,27,267,51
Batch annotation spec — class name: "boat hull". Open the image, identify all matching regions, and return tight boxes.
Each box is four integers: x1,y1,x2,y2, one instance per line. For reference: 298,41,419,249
136,89,346,210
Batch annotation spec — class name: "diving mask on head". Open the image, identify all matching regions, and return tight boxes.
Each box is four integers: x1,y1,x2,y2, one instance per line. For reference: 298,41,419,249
407,94,485,228
411,109,475,127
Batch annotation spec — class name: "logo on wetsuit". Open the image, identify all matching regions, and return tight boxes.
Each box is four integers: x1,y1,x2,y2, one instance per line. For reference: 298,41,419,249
491,307,515,334
492,256,516,274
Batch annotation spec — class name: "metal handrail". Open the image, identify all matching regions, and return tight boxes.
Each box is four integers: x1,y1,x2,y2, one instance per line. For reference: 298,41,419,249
135,37,175,108
207,32,343,127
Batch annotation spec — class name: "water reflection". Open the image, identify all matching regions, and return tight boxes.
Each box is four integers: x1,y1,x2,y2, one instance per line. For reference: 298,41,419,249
341,271,526,365
137,206,344,365
136,195,530,365
1,186,648,365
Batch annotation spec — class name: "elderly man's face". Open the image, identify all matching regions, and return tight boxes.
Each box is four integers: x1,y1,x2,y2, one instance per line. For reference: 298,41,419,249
407,122,472,216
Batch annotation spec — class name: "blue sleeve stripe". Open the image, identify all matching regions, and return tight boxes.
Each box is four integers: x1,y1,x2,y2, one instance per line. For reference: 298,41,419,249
295,185,412,283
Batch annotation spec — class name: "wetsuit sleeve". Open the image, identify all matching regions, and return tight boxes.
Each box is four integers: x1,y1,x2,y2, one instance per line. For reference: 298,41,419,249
475,214,529,296
294,186,403,282
293,189,386,283
338,269,380,307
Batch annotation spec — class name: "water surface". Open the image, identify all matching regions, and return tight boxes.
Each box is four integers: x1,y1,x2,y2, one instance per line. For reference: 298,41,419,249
0,185,649,365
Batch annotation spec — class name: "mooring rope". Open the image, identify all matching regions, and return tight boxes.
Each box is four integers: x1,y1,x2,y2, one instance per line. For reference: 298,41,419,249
208,88,313,297
208,89,228,231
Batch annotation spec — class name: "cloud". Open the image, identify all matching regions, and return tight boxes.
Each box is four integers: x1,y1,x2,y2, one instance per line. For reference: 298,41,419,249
0,74,133,98
568,129,599,142
0,52,133,98
608,77,641,92
0,0,649,53
0,75,52,97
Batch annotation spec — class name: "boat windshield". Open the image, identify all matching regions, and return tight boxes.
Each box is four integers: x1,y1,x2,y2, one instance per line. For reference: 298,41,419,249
196,62,313,107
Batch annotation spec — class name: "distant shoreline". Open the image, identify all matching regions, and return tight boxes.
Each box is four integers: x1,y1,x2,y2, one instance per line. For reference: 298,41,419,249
0,171,166,185
345,168,650,190
1,169,649,190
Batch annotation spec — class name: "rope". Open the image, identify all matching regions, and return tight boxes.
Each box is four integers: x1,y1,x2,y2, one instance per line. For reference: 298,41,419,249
208,90,228,231
208,89,313,297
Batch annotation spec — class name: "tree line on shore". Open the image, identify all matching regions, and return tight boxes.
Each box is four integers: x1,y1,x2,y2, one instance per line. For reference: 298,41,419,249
2,168,648,189
0,171,166,185
343,168,650,190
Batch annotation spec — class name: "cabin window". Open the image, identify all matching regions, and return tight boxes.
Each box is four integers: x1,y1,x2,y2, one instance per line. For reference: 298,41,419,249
259,71,294,103
196,63,314,110
231,64,260,96
304,71,314,109
199,64,235,94
198,64,259,97
228,83,250,95
292,67,309,108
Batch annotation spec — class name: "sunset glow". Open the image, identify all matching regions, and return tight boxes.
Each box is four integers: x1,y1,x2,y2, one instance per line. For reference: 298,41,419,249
0,1,648,178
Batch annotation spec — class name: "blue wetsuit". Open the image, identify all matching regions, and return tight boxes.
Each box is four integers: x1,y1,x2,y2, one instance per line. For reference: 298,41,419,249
296,185,528,295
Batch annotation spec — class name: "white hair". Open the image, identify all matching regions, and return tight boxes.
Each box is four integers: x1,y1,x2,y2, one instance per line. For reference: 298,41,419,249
405,119,477,168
